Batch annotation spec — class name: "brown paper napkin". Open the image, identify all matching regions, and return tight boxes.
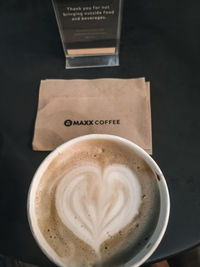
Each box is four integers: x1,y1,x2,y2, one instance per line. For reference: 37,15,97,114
32,78,152,154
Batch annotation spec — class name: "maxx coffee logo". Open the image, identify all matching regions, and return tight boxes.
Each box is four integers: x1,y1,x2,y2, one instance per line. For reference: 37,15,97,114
64,119,120,127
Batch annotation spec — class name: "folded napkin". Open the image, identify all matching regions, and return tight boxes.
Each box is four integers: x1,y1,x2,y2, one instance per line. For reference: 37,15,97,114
32,78,152,154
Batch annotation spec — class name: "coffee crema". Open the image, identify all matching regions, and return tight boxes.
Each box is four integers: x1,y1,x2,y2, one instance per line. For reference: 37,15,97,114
33,139,160,267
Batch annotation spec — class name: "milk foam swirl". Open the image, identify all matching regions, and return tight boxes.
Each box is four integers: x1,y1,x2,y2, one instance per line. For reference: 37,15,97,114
56,162,142,254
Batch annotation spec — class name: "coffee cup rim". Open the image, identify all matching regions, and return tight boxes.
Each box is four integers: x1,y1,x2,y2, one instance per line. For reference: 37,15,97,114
27,134,170,267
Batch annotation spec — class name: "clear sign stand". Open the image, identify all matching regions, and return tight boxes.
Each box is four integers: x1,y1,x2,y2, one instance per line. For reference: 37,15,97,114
52,0,123,69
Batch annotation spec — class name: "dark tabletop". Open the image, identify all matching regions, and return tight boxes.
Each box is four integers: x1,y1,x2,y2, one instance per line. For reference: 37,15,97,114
0,0,200,266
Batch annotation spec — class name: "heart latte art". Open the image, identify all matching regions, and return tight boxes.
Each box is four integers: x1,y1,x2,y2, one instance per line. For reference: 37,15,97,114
55,163,141,254
33,139,160,267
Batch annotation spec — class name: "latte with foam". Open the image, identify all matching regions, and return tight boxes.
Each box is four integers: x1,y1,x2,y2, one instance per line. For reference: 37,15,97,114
29,137,161,267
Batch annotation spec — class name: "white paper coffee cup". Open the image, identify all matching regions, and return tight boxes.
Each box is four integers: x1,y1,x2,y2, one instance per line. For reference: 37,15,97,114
28,134,170,267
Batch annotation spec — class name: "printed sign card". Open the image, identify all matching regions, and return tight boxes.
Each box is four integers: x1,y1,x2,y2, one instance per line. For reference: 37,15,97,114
52,0,123,68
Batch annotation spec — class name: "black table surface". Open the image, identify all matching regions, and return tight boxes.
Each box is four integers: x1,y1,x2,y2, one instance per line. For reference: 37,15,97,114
1,0,200,266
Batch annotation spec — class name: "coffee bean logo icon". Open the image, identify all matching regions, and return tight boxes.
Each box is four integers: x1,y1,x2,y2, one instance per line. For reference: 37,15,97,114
64,120,72,127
